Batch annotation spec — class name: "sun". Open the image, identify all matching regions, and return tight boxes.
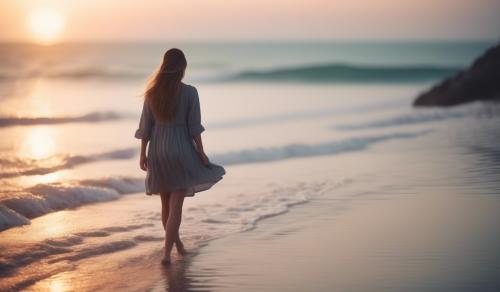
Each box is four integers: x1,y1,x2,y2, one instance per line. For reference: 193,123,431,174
28,8,65,45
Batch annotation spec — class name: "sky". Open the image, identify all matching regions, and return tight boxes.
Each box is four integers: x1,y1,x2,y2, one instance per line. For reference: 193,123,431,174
0,0,499,43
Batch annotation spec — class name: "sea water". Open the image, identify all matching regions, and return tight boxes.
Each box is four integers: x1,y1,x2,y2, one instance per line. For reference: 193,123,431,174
0,41,499,290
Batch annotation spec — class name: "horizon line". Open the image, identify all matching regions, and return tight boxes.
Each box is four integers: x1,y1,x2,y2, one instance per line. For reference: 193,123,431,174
0,38,498,46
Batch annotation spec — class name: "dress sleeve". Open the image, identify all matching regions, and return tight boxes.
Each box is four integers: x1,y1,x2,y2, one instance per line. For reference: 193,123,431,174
134,101,155,141
187,87,206,136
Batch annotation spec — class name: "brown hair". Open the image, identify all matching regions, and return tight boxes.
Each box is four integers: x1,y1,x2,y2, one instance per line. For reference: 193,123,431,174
144,48,187,122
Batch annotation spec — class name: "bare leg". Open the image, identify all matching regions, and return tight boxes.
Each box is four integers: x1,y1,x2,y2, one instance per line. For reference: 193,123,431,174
160,192,171,230
162,189,185,264
160,192,187,256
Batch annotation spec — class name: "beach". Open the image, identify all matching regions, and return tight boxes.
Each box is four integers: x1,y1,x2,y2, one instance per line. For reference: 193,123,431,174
179,131,500,292
1,42,500,291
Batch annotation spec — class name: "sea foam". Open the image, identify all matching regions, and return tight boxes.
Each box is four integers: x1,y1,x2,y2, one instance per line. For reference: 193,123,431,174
0,177,144,231
0,130,429,231
211,130,430,166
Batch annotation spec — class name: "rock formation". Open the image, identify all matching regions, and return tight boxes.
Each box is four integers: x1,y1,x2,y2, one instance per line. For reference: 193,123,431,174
414,43,500,107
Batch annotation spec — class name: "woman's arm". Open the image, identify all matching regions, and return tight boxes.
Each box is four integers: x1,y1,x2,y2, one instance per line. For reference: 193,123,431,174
188,87,209,166
193,134,209,165
135,101,155,171
139,139,148,171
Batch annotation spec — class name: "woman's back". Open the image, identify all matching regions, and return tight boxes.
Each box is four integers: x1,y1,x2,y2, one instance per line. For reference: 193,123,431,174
135,48,225,265
155,83,198,127
135,81,223,197
136,82,205,142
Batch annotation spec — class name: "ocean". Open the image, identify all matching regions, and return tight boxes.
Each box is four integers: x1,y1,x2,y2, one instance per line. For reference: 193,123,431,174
1,41,499,290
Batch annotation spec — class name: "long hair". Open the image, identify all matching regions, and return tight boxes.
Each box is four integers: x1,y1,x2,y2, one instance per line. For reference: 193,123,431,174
144,48,187,122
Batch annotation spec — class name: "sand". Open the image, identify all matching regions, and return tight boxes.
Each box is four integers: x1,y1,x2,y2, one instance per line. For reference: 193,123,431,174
151,187,500,292
3,110,500,291
146,128,500,292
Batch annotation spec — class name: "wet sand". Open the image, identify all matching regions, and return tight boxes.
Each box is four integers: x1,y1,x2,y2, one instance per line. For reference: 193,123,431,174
2,105,500,291
153,183,500,292
148,124,500,292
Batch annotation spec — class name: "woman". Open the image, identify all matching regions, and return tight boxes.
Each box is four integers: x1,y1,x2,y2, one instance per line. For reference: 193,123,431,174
134,48,226,265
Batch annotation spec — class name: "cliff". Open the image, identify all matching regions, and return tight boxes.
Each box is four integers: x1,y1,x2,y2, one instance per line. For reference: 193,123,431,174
414,43,500,107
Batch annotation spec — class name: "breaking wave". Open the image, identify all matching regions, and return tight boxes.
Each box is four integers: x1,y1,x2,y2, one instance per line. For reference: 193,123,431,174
1,63,462,84
0,177,144,231
0,130,430,232
0,178,357,291
211,130,431,166
228,63,461,83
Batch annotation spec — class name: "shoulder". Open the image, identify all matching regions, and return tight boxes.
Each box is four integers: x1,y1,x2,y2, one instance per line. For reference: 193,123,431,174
181,83,198,96
143,99,152,111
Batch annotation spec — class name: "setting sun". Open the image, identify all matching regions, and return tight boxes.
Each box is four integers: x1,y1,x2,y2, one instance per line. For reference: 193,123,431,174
28,8,65,45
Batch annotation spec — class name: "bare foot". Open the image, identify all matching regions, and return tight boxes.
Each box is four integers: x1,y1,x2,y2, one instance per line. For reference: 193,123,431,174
162,247,172,265
161,257,171,266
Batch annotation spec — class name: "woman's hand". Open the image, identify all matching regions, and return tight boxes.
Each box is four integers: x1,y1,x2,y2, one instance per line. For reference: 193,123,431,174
140,153,148,171
193,134,209,166
198,151,209,166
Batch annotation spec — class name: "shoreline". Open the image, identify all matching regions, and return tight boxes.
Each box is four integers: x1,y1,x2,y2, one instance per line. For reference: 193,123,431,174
149,124,500,291
179,193,500,292
2,106,499,291
151,179,500,291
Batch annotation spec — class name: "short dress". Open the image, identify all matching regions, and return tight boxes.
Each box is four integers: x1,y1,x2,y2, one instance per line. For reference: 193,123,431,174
134,83,226,197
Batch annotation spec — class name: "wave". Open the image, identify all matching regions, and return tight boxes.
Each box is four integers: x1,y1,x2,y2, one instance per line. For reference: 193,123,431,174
0,148,138,179
0,178,353,290
207,100,407,130
0,177,144,231
335,103,500,131
337,111,467,131
0,111,129,127
1,63,461,84
211,130,431,166
0,205,30,232
0,222,154,282
0,67,147,81
0,61,225,82
0,130,428,231
228,63,462,83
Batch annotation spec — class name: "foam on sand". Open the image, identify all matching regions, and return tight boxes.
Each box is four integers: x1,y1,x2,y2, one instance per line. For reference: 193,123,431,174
212,130,431,166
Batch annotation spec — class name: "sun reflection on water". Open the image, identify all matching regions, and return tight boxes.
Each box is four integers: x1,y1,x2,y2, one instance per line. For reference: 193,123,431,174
21,126,57,160
48,278,70,292
23,171,64,185
16,126,68,185
38,211,72,238
35,273,74,292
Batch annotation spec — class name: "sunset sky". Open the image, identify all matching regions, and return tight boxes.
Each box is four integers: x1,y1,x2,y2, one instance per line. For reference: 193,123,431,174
0,0,499,43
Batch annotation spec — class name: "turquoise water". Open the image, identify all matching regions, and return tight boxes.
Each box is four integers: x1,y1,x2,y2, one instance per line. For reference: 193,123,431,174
0,41,491,84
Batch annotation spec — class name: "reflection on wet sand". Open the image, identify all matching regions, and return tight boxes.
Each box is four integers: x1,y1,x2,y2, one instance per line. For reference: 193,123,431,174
158,256,196,292
38,275,72,292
